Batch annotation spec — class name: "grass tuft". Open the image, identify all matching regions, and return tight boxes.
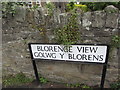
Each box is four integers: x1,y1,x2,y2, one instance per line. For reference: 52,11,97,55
3,73,34,87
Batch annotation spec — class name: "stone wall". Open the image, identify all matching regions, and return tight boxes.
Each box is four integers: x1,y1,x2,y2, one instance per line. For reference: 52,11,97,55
2,5,119,87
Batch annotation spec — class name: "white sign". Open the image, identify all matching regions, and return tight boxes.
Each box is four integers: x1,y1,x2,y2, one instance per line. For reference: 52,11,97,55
29,44,108,63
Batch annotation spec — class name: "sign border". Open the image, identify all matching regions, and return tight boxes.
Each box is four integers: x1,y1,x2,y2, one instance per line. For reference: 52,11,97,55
28,43,109,64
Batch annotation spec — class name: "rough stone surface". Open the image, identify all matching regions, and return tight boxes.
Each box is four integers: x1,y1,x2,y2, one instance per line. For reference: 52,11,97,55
82,12,92,27
105,13,118,28
2,6,119,87
14,6,26,22
92,11,106,28
104,5,119,13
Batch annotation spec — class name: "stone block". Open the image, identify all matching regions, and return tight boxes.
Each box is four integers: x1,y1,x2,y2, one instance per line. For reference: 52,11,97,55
34,8,44,25
92,11,106,28
26,9,34,24
44,14,55,29
81,28,112,37
105,13,118,28
104,5,119,13
2,34,18,43
14,6,26,22
81,36,111,44
118,13,120,29
46,29,55,43
82,12,92,27
59,13,67,26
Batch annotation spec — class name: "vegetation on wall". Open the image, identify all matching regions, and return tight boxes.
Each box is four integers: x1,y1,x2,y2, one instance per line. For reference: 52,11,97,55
28,5,39,11
2,2,26,17
66,2,88,12
111,35,120,48
45,2,55,16
80,2,120,11
2,2,16,17
55,9,80,45
32,24,46,36
110,80,120,89
66,2,120,12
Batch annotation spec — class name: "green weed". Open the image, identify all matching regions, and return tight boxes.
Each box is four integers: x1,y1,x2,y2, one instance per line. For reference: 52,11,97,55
111,35,120,48
65,83,81,88
3,73,34,87
39,77,48,84
110,81,120,89
82,85,90,88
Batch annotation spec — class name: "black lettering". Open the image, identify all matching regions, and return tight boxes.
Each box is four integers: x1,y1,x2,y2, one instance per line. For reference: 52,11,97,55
93,55,98,61
72,54,76,59
90,47,98,53
37,46,42,51
60,53,64,59
76,54,82,60
82,54,87,60
53,46,57,52
49,46,53,52
34,52,39,57
40,52,45,57
99,55,103,61
52,53,56,58
45,53,53,58
88,55,92,60
68,54,72,59
77,47,83,52
44,46,49,51
69,46,72,53
85,47,89,53
64,46,68,52
58,46,64,52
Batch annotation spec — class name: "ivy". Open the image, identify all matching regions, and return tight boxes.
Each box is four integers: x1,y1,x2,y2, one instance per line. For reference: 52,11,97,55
45,2,55,16
55,9,80,45
2,2,26,18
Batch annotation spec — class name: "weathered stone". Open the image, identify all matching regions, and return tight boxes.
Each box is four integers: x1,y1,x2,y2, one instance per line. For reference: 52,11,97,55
105,13,118,28
76,8,82,26
34,8,44,25
59,13,67,26
82,37,111,44
46,29,55,43
92,11,106,28
82,12,92,27
2,34,18,43
43,14,55,29
93,30,111,37
118,12,120,29
111,29,119,35
81,28,112,37
14,6,26,22
26,9,34,24
53,8,60,26
104,5,119,13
